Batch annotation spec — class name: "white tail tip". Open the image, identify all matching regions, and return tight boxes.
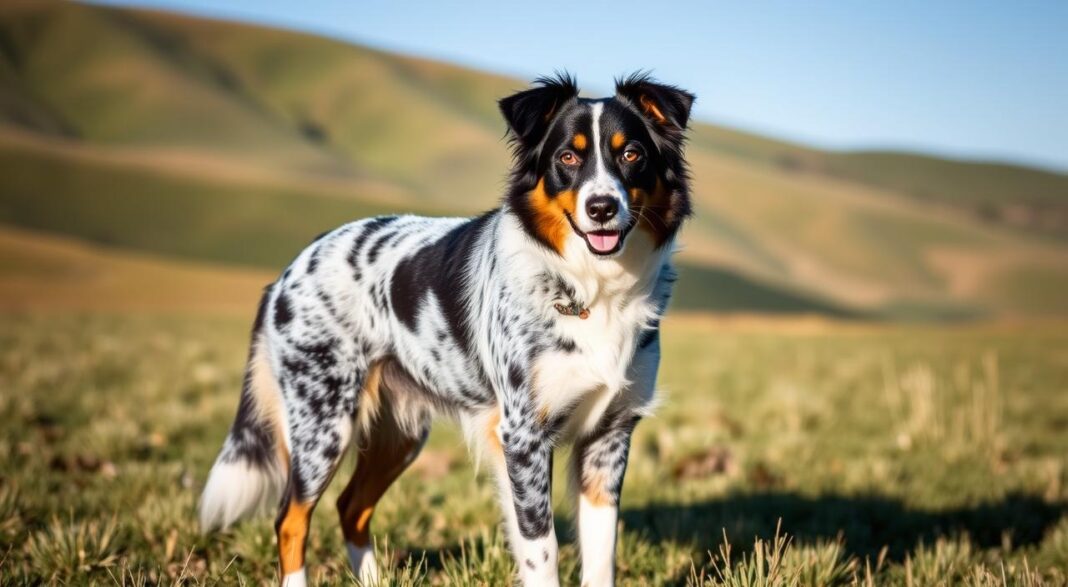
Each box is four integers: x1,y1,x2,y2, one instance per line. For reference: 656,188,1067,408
199,458,284,532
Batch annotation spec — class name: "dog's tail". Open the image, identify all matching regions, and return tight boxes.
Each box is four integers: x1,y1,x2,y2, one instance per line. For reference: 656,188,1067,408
199,288,289,532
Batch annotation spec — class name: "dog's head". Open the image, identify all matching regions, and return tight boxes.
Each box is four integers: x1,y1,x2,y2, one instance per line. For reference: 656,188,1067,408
501,73,693,258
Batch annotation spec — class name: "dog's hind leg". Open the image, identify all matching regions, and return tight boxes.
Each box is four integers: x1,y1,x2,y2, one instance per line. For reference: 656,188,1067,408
272,339,368,586
275,413,355,587
336,361,430,583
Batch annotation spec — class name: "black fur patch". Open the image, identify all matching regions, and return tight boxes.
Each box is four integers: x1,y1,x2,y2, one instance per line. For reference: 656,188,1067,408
282,355,310,377
555,337,576,353
224,363,276,467
508,363,525,390
637,326,658,350
516,497,552,538
306,246,322,274
296,339,338,370
366,229,397,264
222,287,278,467
274,292,293,327
347,216,398,268
389,212,493,350
252,284,272,333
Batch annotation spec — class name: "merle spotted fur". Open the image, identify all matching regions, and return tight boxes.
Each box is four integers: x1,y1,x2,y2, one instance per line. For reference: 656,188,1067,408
200,72,695,587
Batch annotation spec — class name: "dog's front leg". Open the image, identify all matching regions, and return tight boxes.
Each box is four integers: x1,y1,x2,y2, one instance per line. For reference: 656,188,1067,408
494,405,559,586
571,409,642,587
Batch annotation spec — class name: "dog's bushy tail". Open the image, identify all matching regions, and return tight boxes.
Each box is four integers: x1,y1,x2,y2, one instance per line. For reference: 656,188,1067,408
199,290,288,532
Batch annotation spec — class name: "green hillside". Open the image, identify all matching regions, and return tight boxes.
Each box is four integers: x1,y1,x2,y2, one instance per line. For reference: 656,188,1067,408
1,0,1066,318
689,127,1068,236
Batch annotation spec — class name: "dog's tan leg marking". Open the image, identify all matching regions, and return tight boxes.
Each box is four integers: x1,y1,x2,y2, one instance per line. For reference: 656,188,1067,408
486,406,503,456
276,499,313,577
337,403,424,546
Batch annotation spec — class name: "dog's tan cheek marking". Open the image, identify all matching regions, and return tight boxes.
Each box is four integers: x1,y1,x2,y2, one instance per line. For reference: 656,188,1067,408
634,178,675,245
611,132,626,150
277,500,313,573
655,177,678,226
572,133,587,150
530,178,576,255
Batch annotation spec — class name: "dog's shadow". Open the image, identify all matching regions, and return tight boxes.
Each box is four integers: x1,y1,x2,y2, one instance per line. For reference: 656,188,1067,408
404,491,1063,579
618,491,1063,559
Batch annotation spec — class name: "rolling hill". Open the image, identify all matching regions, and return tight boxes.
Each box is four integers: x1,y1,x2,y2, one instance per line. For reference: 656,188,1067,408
0,224,270,313
1,0,1066,318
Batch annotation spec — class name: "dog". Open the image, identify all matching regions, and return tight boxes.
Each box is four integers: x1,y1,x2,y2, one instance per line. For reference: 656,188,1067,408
199,73,693,586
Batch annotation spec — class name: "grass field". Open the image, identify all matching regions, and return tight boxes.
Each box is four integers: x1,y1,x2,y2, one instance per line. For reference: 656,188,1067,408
1,312,1065,585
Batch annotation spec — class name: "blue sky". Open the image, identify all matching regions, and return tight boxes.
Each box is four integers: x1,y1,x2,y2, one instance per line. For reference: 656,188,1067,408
93,0,1068,171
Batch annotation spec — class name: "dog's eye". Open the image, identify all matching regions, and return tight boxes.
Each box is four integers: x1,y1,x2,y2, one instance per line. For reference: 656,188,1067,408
621,149,642,163
559,151,581,166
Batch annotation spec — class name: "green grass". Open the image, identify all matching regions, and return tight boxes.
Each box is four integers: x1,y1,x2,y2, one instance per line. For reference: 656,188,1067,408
0,313,1065,584
671,265,855,317
0,143,411,268
688,127,1068,239
0,0,516,206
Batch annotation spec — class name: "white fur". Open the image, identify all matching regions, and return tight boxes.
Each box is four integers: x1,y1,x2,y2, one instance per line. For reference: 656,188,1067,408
499,211,668,438
347,542,380,584
516,534,560,587
199,457,285,531
199,337,288,531
492,455,560,587
578,494,618,587
282,570,306,587
459,406,502,473
575,101,631,234
473,206,669,584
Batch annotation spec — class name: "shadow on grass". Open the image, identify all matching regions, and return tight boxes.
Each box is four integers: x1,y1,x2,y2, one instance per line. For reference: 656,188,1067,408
397,492,1063,581
620,491,1065,560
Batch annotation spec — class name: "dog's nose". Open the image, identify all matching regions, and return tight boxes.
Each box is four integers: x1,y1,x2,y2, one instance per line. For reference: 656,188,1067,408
585,196,619,224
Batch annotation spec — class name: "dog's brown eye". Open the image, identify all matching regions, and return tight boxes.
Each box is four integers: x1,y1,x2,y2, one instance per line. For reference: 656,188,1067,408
622,149,642,163
559,151,580,166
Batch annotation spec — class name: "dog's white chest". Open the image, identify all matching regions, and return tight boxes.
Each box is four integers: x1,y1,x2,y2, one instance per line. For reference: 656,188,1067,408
532,304,644,436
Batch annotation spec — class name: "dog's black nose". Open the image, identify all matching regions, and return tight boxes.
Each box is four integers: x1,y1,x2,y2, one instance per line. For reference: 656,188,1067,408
585,196,619,224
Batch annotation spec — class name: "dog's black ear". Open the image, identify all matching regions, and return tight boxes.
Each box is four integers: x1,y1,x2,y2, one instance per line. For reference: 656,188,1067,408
499,72,579,150
615,73,695,137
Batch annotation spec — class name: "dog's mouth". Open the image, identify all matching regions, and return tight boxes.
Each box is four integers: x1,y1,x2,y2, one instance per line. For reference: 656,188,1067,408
565,212,633,256
586,230,621,253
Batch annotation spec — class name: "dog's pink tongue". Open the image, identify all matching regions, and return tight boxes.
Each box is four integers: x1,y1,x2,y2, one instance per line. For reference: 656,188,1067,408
588,231,620,253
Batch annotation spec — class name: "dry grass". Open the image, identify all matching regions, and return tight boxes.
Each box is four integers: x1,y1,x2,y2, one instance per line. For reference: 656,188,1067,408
0,226,269,313
0,313,1064,584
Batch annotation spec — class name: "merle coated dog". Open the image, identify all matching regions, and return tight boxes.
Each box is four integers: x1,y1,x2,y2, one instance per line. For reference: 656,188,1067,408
200,73,694,586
